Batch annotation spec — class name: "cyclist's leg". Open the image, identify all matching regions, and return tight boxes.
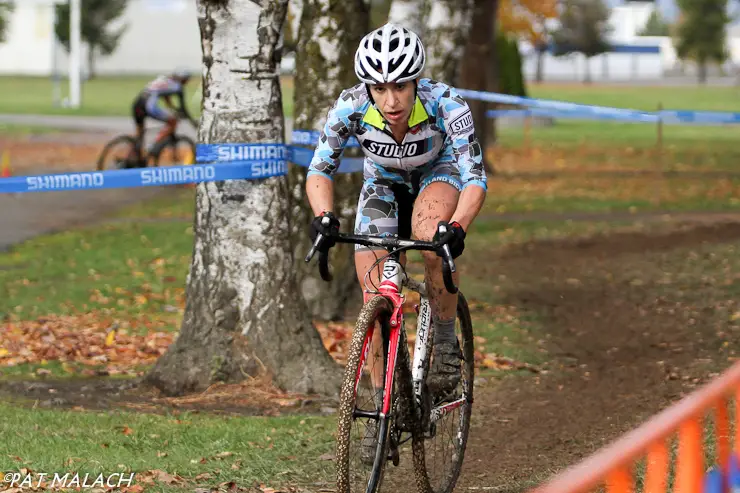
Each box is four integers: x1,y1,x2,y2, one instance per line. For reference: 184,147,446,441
131,98,147,162
146,97,176,146
411,164,463,393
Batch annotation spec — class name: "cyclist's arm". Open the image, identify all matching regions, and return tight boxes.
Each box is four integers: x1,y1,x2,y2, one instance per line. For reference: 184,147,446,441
437,88,487,231
162,94,175,110
307,175,334,216
306,90,357,214
174,90,194,122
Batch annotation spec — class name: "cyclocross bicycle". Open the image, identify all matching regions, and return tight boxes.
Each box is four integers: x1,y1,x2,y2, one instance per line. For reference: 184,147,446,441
306,222,474,493
96,116,196,171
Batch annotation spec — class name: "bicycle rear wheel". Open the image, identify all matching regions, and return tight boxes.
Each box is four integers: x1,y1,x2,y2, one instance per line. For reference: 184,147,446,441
336,295,413,493
412,291,475,493
148,134,196,166
96,135,139,171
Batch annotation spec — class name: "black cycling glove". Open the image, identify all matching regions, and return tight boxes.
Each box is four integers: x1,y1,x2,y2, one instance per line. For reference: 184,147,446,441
310,211,340,250
433,220,466,259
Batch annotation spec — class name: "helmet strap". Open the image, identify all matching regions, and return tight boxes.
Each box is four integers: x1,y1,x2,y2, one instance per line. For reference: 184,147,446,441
365,83,376,106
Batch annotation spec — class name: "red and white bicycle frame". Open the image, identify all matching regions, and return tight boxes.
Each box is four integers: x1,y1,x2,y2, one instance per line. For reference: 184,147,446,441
353,257,466,424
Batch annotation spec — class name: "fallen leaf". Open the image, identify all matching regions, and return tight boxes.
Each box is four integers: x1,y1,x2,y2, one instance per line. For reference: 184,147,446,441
105,330,116,347
149,469,184,485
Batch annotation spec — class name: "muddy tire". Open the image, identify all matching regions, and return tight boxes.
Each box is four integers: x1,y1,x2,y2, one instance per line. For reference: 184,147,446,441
336,295,398,493
96,135,138,171
412,291,475,493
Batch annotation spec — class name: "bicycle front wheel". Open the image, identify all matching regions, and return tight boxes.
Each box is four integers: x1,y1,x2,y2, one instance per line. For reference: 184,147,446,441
412,291,475,493
336,295,400,493
96,135,138,171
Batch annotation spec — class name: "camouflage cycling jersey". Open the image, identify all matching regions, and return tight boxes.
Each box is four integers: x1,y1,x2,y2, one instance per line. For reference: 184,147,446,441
308,78,486,190
308,78,487,247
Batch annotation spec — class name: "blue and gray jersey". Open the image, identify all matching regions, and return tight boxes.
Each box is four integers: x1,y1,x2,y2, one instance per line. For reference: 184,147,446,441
308,78,487,191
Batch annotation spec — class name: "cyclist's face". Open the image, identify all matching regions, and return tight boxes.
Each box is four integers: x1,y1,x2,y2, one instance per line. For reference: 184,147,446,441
369,80,416,127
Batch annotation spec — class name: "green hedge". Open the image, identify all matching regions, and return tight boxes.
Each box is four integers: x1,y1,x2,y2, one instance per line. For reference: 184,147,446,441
496,32,527,97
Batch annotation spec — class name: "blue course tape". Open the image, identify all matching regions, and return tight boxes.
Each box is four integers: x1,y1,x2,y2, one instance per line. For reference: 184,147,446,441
458,88,659,123
464,88,740,125
486,108,652,122
287,144,365,174
0,161,287,194
291,130,361,148
485,107,740,125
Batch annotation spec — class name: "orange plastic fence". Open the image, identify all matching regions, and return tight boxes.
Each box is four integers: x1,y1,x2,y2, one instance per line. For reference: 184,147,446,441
528,361,740,493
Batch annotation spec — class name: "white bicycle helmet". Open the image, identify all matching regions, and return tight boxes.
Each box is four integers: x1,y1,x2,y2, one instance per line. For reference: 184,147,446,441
172,67,192,81
354,23,425,85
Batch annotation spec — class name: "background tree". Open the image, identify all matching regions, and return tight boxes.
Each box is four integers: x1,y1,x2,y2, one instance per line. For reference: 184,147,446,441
145,0,340,397
424,0,474,83
638,9,671,36
551,0,611,83
0,2,13,43
459,0,500,174
54,0,128,79
387,0,427,35
495,31,527,96
282,0,302,55
290,0,369,320
499,0,558,83
675,0,730,84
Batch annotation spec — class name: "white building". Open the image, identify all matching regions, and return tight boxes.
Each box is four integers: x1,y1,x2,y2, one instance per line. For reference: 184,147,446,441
0,0,201,76
520,1,740,82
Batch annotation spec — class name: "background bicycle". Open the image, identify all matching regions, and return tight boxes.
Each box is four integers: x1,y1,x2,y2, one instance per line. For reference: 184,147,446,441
306,226,475,493
96,114,196,171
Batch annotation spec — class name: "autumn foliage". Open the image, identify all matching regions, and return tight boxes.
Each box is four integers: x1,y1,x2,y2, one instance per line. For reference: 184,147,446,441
498,0,558,45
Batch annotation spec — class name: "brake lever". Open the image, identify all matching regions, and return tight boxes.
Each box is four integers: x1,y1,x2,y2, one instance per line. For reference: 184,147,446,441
305,232,324,263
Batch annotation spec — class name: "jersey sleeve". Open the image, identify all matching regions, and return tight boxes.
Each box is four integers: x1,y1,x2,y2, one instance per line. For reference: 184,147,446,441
436,87,487,191
307,90,359,180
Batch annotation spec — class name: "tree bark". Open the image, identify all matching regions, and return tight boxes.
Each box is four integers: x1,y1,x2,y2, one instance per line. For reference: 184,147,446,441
387,0,427,35
698,59,708,84
88,45,96,80
424,0,473,84
459,0,499,174
288,0,302,41
145,0,341,398
289,0,369,321
535,48,545,83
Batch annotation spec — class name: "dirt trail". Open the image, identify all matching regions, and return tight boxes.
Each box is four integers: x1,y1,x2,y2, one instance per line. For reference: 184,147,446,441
453,222,740,491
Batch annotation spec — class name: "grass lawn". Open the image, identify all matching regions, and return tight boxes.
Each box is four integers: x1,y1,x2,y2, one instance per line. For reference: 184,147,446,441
0,75,295,119
0,403,334,491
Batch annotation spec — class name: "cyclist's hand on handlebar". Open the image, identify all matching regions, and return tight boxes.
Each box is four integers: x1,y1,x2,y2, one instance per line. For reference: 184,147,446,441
433,220,466,259
310,211,340,251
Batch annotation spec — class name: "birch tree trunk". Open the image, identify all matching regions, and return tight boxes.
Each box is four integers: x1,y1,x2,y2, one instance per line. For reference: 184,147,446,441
387,0,427,35
145,0,341,397
424,0,473,84
290,0,369,321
